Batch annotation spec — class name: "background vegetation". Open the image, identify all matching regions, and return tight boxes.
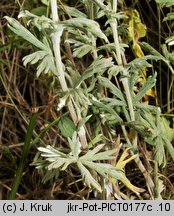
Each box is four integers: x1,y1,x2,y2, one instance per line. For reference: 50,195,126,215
0,0,174,200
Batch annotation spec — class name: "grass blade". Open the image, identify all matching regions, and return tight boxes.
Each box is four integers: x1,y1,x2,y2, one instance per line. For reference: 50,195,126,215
8,114,37,199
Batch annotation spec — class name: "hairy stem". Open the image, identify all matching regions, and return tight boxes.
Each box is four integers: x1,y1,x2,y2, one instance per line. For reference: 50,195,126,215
111,1,135,133
111,0,154,197
50,0,88,149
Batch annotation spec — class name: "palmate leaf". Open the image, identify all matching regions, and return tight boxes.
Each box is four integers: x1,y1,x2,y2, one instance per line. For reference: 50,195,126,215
82,152,145,194
77,144,116,191
123,121,153,138
137,105,159,129
100,113,121,126
35,132,143,194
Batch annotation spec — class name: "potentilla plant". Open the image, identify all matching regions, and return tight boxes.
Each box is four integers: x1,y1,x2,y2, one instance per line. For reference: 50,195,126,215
5,0,174,199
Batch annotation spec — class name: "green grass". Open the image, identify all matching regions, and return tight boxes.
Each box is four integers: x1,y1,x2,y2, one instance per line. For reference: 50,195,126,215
8,114,37,199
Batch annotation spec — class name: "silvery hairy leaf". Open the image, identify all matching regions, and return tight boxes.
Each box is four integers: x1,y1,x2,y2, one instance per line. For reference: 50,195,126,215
134,73,157,103
62,18,108,42
4,16,49,51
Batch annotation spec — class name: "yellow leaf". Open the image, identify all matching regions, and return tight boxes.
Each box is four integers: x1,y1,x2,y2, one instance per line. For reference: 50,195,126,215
112,149,145,195
125,9,147,44
120,176,145,194
117,148,129,163
146,89,156,98
116,154,137,169
133,43,144,58
115,148,137,169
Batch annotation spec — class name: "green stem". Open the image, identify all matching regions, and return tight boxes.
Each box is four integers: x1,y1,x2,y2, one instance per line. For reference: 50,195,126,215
8,114,37,199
